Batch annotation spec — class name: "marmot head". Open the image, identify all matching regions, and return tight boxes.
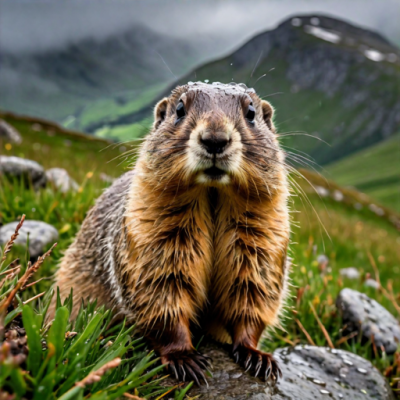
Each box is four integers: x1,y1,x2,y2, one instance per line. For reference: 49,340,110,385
144,82,285,194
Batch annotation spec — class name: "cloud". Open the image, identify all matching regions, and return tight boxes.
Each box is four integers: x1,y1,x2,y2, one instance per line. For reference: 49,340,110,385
0,0,399,55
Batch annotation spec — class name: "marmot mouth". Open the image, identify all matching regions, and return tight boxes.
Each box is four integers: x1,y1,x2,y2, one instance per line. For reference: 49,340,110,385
204,166,226,179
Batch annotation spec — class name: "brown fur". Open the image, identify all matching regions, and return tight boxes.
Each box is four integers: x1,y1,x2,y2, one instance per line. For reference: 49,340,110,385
51,82,290,383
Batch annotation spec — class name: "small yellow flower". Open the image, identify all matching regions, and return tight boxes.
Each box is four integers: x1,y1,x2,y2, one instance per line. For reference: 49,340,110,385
5,143,12,151
300,266,307,274
59,223,71,234
86,171,94,179
312,296,320,306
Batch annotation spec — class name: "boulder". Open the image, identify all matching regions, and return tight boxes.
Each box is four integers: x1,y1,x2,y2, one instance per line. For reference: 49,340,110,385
0,120,22,144
336,288,400,353
45,168,79,193
0,220,58,259
177,342,394,399
270,345,394,399
364,278,380,289
339,267,360,280
0,156,46,189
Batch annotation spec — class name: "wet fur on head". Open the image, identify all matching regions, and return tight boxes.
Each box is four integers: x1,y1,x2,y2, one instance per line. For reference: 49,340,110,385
146,82,282,195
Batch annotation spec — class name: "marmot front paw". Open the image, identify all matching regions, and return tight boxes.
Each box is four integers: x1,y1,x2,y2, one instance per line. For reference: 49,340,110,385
232,344,282,381
161,350,211,386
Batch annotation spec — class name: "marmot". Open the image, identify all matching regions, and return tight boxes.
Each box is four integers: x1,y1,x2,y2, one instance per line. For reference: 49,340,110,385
51,82,290,384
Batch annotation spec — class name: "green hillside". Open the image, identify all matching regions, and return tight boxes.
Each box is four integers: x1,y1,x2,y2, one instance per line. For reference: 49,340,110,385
326,133,400,211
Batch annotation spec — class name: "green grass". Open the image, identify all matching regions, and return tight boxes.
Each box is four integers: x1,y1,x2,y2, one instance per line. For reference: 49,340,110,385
0,112,131,185
326,134,400,211
0,243,189,400
1,115,400,397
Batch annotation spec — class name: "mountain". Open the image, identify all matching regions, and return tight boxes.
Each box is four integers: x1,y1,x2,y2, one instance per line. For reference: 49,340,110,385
0,25,200,125
104,15,400,165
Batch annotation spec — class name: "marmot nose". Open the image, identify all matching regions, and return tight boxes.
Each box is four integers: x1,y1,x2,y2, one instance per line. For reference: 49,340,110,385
200,136,229,154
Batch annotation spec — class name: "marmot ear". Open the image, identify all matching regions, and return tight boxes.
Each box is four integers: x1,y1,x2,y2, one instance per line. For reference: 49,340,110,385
154,97,168,129
261,100,275,132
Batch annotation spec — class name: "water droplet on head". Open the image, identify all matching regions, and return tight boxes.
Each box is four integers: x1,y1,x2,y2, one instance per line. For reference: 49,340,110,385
320,389,330,395
357,368,367,374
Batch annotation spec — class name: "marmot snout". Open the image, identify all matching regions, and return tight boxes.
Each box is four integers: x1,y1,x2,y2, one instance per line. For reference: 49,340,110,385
51,82,290,384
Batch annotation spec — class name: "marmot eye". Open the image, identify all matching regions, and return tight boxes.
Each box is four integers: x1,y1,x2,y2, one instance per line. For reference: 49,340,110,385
246,104,255,124
176,100,186,121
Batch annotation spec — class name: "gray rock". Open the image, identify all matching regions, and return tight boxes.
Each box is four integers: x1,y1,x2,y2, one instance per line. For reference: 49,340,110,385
271,345,394,399
336,288,400,353
0,156,46,189
317,254,329,265
340,267,360,280
0,120,22,144
182,342,393,399
0,220,58,259
45,168,79,193
364,278,380,289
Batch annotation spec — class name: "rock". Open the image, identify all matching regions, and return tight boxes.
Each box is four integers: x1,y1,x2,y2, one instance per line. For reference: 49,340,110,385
0,120,22,144
333,190,344,202
0,220,58,259
336,288,400,354
184,342,393,399
317,254,329,271
364,278,380,289
0,156,46,189
369,204,385,216
271,345,394,399
45,168,79,193
314,185,329,197
340,267,360,279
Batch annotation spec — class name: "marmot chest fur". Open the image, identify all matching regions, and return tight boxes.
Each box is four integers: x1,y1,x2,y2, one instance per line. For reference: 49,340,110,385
52,82,290,383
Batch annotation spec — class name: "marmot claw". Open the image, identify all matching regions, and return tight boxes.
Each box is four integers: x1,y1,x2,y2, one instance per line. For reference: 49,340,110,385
232,345,282,381
162,350,212,386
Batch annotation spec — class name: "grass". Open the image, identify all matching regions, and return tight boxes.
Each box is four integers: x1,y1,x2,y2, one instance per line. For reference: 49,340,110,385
0,112,131,185
1,114,400,397
326,133,400,212
0,218,192,400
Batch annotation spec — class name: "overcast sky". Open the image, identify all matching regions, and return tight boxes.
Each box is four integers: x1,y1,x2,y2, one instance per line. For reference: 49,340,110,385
1,0,399,55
